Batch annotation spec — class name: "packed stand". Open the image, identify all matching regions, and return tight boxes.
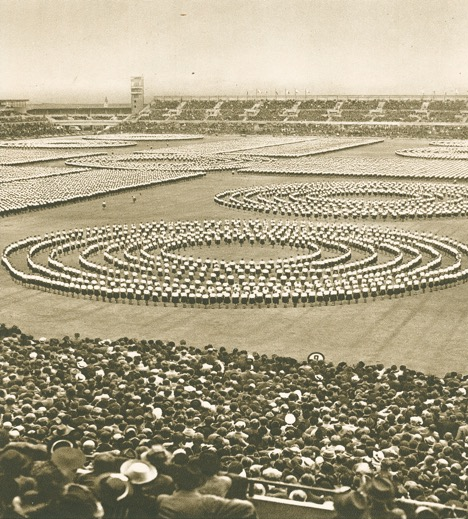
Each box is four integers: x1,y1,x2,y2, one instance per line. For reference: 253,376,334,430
0,325,465,517
114,119,468,140
136,98,468,126
0,121,73,140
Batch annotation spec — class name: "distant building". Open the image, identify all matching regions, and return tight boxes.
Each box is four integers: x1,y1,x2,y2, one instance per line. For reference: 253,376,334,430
0,99,28,114
104,96,109,108
131,76,144,114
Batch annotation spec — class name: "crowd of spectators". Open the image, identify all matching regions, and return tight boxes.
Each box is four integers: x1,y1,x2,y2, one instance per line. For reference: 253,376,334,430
216,102,253,122
112,120,468,140
0,323,465,517
297,100,337,110
178,100,220,121
139,99,468,126
428,113,461,124
1,99,467,141
297,110,329,122
248,101,291,122
0,115,45,123
428,101,467,112
0,121,73,140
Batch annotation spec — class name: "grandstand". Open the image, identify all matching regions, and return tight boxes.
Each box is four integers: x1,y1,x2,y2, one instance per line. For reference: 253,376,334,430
6,96,467,140
85,95,468,144
138,96,468,126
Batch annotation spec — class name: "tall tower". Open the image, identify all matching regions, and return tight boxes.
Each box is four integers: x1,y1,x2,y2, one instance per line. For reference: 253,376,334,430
131,76,144,114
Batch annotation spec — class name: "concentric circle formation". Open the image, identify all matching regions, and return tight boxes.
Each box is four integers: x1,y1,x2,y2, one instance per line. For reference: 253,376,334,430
215,181,468,220
430,140,468,147
396,147,468,159
3,220,468,308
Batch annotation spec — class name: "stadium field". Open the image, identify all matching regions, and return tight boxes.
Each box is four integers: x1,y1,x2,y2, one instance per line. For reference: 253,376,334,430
1,137,468,376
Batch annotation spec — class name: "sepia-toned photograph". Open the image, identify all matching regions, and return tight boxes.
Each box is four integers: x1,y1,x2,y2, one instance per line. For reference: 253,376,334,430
1,0,468,517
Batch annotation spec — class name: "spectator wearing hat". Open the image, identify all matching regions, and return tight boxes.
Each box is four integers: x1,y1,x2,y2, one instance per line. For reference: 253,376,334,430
0,475,21,517
139,445,174,497
51,447,86,483
28,483,104,519
157,459,257,519
0,443,48,463
225,461,249,500
77,452,124,489
333,490,368,519
196,450,232,497
0,449,32,479
455,419,468,442
260,467,288,499
22,460,70,516
414,506,440,519
94,472,133,519
120,459,159,519
289,489,308,501
366,477,407,519
169,448,190,467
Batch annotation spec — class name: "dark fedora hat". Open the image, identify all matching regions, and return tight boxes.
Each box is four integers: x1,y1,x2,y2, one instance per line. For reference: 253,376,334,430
0,449,32,477
94,472,133,502
334,490,368,518
366,476,395,502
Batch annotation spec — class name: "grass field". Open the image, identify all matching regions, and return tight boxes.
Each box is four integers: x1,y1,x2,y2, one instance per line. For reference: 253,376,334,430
1,136,468,376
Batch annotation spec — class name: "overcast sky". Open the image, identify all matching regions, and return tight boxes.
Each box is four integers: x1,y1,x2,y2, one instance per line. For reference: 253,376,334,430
1,0,467,103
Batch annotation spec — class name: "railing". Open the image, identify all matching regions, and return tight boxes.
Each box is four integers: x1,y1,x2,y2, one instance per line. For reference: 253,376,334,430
246,478,346,519
243,479,468,519
397,498,467,517
246,478,350,498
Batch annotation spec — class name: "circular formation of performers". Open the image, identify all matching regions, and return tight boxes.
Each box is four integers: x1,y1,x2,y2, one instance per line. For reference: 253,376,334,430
430,140,468,147
3,219,468,308
215,181,468,220
65,152,253,172
395,147,468,160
